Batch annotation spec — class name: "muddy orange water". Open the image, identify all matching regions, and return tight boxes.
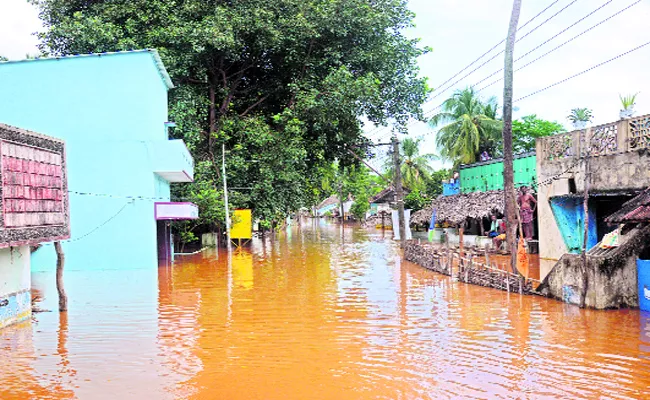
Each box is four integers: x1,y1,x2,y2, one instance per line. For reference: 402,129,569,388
2,220,650,399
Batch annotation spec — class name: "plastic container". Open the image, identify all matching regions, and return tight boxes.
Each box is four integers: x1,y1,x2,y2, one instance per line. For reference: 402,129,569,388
638,259,650,312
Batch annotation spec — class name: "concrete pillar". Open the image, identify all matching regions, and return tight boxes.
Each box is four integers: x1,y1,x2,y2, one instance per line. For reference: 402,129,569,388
0,246,31,329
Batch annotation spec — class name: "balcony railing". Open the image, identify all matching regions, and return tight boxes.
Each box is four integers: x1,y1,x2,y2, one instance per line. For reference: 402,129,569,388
538,114,650,161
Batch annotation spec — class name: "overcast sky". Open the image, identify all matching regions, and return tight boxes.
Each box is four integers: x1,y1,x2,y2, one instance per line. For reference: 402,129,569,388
1,0,649,169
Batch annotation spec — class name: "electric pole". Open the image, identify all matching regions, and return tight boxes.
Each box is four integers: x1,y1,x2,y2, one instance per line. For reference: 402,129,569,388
222,143,232,251
392,136,406,248
502,0,522,274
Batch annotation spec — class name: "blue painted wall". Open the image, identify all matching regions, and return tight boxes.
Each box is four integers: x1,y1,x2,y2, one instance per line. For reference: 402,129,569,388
549,197,598,253
0,51,187,272
442,181,460,196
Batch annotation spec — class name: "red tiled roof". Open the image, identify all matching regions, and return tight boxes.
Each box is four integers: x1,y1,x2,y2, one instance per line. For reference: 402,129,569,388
606,188,650,224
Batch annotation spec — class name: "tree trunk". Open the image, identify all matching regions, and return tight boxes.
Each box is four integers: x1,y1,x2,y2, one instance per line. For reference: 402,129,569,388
392,137,406,248
502,0,522,274
54,241,67,312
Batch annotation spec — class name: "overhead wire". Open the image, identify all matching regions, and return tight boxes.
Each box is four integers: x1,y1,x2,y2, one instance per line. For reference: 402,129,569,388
364,0,569,140
474,0,639,91
367,0,641,141
369,36,650,146
428,0,565,97
425,0,581,105
513,39,650,103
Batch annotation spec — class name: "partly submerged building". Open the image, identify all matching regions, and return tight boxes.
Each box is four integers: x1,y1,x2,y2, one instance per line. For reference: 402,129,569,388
0,50,197,272
536,115,650,308
0,124,70,328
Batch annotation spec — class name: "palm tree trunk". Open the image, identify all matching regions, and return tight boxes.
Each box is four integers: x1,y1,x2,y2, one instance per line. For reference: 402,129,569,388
502,0,522,274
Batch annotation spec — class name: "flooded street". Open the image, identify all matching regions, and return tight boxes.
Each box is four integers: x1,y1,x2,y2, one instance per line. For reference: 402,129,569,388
2,220,650,399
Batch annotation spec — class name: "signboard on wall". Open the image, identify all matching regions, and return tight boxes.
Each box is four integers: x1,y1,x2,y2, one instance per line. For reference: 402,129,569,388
155,202,199,220
0,123,70,248
230,209,252,240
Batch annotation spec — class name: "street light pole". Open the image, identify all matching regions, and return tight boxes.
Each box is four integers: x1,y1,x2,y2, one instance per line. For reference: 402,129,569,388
222,143,232,251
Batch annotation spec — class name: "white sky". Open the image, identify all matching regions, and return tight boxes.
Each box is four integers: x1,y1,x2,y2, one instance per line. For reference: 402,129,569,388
1,0,649,170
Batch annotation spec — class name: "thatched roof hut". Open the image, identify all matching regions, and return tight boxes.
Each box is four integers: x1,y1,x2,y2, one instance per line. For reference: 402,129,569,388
410,190,505,226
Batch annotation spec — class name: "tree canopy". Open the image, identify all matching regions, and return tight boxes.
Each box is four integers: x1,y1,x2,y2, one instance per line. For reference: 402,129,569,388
429,87,502,167
31,0,431,231
511,114,565,153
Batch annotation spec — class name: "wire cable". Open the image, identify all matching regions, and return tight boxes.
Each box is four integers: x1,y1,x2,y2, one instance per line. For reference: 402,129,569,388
366,0,587,140
365,0,568,139
514,39,650,103
427,0,581,104
65,202,131,243
431,0,564,93
473,0,637,91
371,3,644,140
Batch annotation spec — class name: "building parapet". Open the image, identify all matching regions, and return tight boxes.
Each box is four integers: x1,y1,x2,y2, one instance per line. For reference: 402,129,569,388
538,114,650,162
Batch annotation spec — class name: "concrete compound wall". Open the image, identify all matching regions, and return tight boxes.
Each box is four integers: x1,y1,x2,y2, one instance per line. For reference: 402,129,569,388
0,246,31,328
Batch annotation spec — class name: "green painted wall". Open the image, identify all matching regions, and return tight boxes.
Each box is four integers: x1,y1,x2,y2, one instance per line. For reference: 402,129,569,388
459,154,537,193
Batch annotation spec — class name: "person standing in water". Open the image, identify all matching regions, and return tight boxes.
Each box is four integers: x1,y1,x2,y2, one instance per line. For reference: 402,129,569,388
517,186,537,240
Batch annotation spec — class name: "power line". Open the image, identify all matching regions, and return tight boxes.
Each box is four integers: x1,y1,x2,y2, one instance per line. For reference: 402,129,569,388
514,39,650,103
371,1,641,140
366,0,583,140
472,0,628,90
431,0,564,93
364,0,568,139
427,0,580,104
370,36,650,144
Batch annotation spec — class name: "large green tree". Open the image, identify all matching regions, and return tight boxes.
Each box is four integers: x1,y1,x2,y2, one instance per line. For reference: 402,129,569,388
429,87,502,166
511,114,565,153
423,168,450,198
31,0,430,232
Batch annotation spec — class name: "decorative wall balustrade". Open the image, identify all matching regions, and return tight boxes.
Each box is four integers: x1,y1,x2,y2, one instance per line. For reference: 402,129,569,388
542,132,574,160
629,114,650,150
589,122,618,156
539,114,650,161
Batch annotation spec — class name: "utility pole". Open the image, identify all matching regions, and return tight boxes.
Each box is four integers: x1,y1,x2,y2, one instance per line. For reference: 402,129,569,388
392,136,406,248
502,0,522,274
222,144,232,251
580,128,591,307
338,181,345,224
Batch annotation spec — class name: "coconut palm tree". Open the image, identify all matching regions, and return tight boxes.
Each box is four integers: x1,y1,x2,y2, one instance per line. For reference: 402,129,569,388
429,87,503,166
401,137,438,190
384,137,438,191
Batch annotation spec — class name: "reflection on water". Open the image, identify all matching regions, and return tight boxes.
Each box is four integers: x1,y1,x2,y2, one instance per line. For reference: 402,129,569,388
1,220,650,399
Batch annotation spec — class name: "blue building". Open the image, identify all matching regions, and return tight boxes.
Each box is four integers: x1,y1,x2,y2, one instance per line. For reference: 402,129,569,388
0,50,196,272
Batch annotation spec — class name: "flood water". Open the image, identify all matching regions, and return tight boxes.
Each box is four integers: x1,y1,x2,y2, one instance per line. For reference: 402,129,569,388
2,220,650,399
